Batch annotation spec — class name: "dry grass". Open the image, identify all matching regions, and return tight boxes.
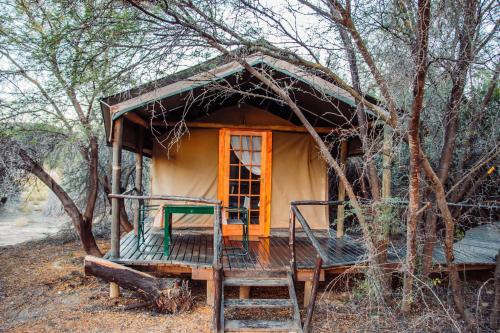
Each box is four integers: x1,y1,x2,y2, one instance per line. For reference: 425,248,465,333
0,239,211,333
0,237,496,332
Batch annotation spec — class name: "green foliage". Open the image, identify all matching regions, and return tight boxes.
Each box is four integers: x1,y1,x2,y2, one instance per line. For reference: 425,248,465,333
0,0,158,215
430,277,442,286
454,228,465,242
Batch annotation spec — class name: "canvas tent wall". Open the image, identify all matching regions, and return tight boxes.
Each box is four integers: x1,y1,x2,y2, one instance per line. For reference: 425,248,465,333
151,104,329,230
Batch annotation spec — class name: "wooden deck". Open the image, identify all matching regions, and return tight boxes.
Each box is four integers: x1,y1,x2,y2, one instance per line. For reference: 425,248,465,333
103,226,377,272
104,223,499,275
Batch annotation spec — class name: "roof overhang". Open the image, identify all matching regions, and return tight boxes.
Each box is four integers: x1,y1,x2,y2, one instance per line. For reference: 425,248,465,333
100,53,388,155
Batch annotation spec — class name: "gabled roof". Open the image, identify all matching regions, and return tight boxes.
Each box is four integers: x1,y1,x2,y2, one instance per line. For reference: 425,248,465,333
100,52,385,155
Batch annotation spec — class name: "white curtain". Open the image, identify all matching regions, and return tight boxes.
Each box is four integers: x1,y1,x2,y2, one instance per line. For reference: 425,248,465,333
230,136,261,175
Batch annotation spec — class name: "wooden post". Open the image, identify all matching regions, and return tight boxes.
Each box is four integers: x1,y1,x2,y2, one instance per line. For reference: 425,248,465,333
239,286,250,299
110,118,123,298
303,256,323,333
206,279,215,306
289,209,297,278
133,128,144,235
212,204,223,332
336,140,349,238
303,280,313,307
490,249,500,329
213,267,223,332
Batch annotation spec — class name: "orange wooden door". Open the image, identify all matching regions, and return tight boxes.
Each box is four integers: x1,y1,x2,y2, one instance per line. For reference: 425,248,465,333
218,129,272,237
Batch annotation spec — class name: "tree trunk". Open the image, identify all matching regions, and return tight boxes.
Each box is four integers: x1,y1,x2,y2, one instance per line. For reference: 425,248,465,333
337,21,392,295
337,23,381,201
422,0,478,276
83,137,99,231
84,256,192,313
18,147,102,256
420,148,474,328
402,0,431,313
101,174,133,232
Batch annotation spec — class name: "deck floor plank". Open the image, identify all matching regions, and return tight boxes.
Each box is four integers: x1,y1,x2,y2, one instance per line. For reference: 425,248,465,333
166,234,182,263
186,235,196,263
294,237,315,269
151,234,166,261
130,227,156,261
248,240,266,271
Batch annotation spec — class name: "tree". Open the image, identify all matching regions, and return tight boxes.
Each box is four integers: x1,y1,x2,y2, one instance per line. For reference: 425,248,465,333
124,0,498,322
0,0,155,255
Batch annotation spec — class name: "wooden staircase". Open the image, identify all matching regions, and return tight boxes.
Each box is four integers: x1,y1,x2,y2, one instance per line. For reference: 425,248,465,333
220,272,303,332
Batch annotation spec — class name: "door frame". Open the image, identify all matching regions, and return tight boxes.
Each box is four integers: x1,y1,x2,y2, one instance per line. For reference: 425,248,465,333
218,128,272,237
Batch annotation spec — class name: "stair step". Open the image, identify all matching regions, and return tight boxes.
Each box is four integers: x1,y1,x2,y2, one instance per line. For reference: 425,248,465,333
225,269,287,279
224,278,288,287
225,319,300,332
224,298,293,309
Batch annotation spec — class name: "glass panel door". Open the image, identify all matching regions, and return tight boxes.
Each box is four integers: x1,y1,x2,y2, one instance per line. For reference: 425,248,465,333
219,129,272,237
228,134,262,225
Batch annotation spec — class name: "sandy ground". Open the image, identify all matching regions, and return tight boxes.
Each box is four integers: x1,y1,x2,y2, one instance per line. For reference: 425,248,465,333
0,239,212,333
0,207,63,246
0,237,496,333
0,180,64,246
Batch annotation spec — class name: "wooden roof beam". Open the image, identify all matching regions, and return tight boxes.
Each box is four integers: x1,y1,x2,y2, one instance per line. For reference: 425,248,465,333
124,112,149,128
149,120,345,134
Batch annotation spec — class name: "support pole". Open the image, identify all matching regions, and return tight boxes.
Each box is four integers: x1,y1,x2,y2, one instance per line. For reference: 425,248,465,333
289,210,297,278
336,140,349,238
133,128,144,236
303,280,313,307
110,118,123,298
213,267,223,332
206,280,215,306
239,286,250,299
303,256,323,333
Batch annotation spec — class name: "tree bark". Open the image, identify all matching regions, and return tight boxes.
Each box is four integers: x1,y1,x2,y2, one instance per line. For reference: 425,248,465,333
84,256,192,313
18,147,101,256
133,128,144,235
401,0,431,313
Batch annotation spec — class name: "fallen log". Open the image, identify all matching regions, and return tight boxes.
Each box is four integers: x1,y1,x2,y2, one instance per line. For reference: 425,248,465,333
84,256,192,313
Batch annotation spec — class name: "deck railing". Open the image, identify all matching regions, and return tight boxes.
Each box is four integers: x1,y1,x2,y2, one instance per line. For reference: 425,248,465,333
109,191,224,333
289,200,343,333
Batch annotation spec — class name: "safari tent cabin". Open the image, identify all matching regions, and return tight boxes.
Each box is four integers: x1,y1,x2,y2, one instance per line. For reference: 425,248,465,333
97,54,500,333
99,53,379,305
